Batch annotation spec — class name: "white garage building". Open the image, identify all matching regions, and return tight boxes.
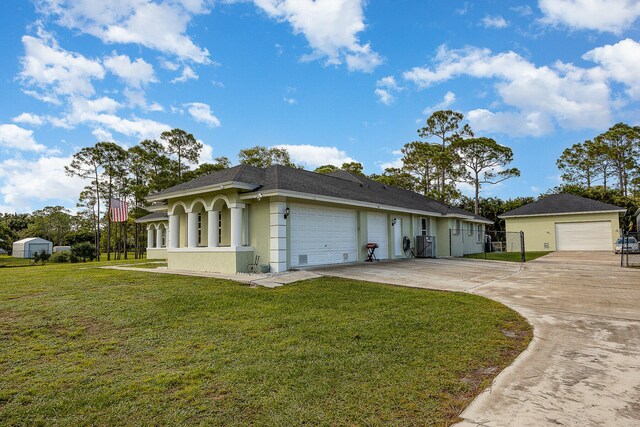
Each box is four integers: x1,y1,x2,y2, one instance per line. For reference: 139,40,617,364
12,237,53,258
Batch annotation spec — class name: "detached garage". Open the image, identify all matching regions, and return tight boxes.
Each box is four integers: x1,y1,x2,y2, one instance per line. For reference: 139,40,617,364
12,237,53,258
500,194,626,252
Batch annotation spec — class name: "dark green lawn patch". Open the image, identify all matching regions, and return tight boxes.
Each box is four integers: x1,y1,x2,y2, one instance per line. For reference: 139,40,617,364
0,262,531,426
0,255,35,268
464,251,551,262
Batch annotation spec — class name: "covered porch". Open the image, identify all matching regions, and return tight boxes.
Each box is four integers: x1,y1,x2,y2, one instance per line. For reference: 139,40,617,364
166,193,254,274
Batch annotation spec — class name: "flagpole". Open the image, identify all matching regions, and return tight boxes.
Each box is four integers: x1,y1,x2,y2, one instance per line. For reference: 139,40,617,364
107,197,112,261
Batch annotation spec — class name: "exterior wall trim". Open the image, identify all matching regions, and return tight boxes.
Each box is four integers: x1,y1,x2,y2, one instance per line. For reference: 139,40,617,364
500,209,626,219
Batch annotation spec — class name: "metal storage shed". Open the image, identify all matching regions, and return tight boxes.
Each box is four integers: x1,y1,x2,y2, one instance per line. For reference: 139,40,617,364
12,237,53,258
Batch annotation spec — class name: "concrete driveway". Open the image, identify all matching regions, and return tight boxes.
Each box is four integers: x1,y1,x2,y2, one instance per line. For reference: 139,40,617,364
314,252,640,426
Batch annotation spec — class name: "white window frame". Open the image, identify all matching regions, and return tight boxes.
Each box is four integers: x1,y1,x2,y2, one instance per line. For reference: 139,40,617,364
453,219,461,235
476,224,482,243
420,217,430,236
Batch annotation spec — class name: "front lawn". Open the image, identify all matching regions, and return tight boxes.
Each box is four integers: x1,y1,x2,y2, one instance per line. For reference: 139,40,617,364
0,255,34,268
0,262,531,426
464,251,551,262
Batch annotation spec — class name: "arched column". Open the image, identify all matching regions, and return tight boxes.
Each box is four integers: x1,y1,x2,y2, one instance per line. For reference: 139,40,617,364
168,215,179,248
187,212,199,248
147,225,154,249
208,210,219,247
156,227,163,249
230,203,245,248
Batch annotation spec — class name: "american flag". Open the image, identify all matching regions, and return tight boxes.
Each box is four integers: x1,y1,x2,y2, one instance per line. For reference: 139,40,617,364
109,198,129,222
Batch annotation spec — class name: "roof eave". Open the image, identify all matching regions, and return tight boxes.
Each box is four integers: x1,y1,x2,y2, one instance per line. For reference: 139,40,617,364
146,181,260,202
239,189,490,222
499,209,627,219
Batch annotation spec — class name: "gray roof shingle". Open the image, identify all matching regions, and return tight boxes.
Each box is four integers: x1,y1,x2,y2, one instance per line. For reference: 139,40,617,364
135,212,169,223
500,193,626,217
147,164,490,221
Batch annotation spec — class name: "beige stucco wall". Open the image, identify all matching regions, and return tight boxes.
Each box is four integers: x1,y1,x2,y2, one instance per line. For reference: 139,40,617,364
147,248,167,260
504,212,621,252
168,248,254,274
248,199,270,267
436,218,451,257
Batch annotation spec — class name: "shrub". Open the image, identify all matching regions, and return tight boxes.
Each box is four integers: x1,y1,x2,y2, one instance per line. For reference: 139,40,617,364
33,250,51,265
50,251,71,263
71,242,96,262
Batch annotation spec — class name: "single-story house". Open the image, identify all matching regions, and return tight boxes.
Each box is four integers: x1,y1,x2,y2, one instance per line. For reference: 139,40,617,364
499,193,626,252
12,237,53,258
137,165,492,274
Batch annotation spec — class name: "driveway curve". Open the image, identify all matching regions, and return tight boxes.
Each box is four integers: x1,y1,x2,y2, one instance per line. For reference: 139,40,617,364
314,252,640,426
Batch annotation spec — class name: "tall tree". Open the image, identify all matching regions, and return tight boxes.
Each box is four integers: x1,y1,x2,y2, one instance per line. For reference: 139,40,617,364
238,146,298,168
65,145,104,260
182,157,231,181
595,123,640,197
314,164,339,174
452,137,520,214
556,141,601,189
25,206,73,245
369,167,415,191
418,110,473,200
160,129,203,179
340,162,365,175
400,141,441,197
98,142,128,260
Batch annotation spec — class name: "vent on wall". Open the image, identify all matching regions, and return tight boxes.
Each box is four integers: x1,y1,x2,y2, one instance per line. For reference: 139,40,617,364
343,253,349,260
544,242,549,249
298,254,308,265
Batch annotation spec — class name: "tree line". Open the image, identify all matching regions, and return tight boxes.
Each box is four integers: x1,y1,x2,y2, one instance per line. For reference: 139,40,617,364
6,111,636,257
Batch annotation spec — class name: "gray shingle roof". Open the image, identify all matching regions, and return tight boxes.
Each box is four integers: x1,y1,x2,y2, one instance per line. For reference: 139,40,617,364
147,165,490,221
135,212,169,223
500,193,626,217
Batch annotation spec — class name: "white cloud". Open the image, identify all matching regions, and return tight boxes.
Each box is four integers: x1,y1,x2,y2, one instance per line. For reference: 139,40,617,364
403,45,612,135
275,144,355,168
283,96,298,105
375,75,402,105
171,65,198,83
467,109,554,136
422,91,456,115
253,0,382,72
12,113,45,126
199,142,214,164
583,38,640,99
50,96,170,140
38,0,211,63
374,88,394,105
511,5,533,16
0,155,86,212
92,128,114,141
19,30,105,101
160,59,180,70
185,102,221,127
104,52,157,87
0,124,48,152
538,0,640,34
481,15,509,29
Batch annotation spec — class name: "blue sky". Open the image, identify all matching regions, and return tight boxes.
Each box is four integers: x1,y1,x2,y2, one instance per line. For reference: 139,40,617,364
1,0,639,212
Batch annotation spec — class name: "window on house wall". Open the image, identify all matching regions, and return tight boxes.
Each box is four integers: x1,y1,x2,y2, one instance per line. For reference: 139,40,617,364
421,218,429,236
218,211,222,244
162,228,166,247
197,213,203,245
453,219,461,235
476,224,482,243
467,222,473,236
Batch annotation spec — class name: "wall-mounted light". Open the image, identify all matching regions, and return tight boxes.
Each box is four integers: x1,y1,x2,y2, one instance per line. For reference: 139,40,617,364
284,207,290,219
256,193,263,201
392,218,397,226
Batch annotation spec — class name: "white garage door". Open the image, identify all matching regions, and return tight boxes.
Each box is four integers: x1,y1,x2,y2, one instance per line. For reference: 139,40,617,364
555,221,613,251
290,204,357,267
367,212,389,260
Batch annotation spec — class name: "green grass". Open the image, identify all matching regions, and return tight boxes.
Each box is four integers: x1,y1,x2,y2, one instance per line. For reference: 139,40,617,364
0,255,35,268
0,261,531,426
464,251,552,262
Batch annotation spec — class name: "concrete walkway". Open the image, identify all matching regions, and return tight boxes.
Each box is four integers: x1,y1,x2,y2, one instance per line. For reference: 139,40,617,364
315,252,640,427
